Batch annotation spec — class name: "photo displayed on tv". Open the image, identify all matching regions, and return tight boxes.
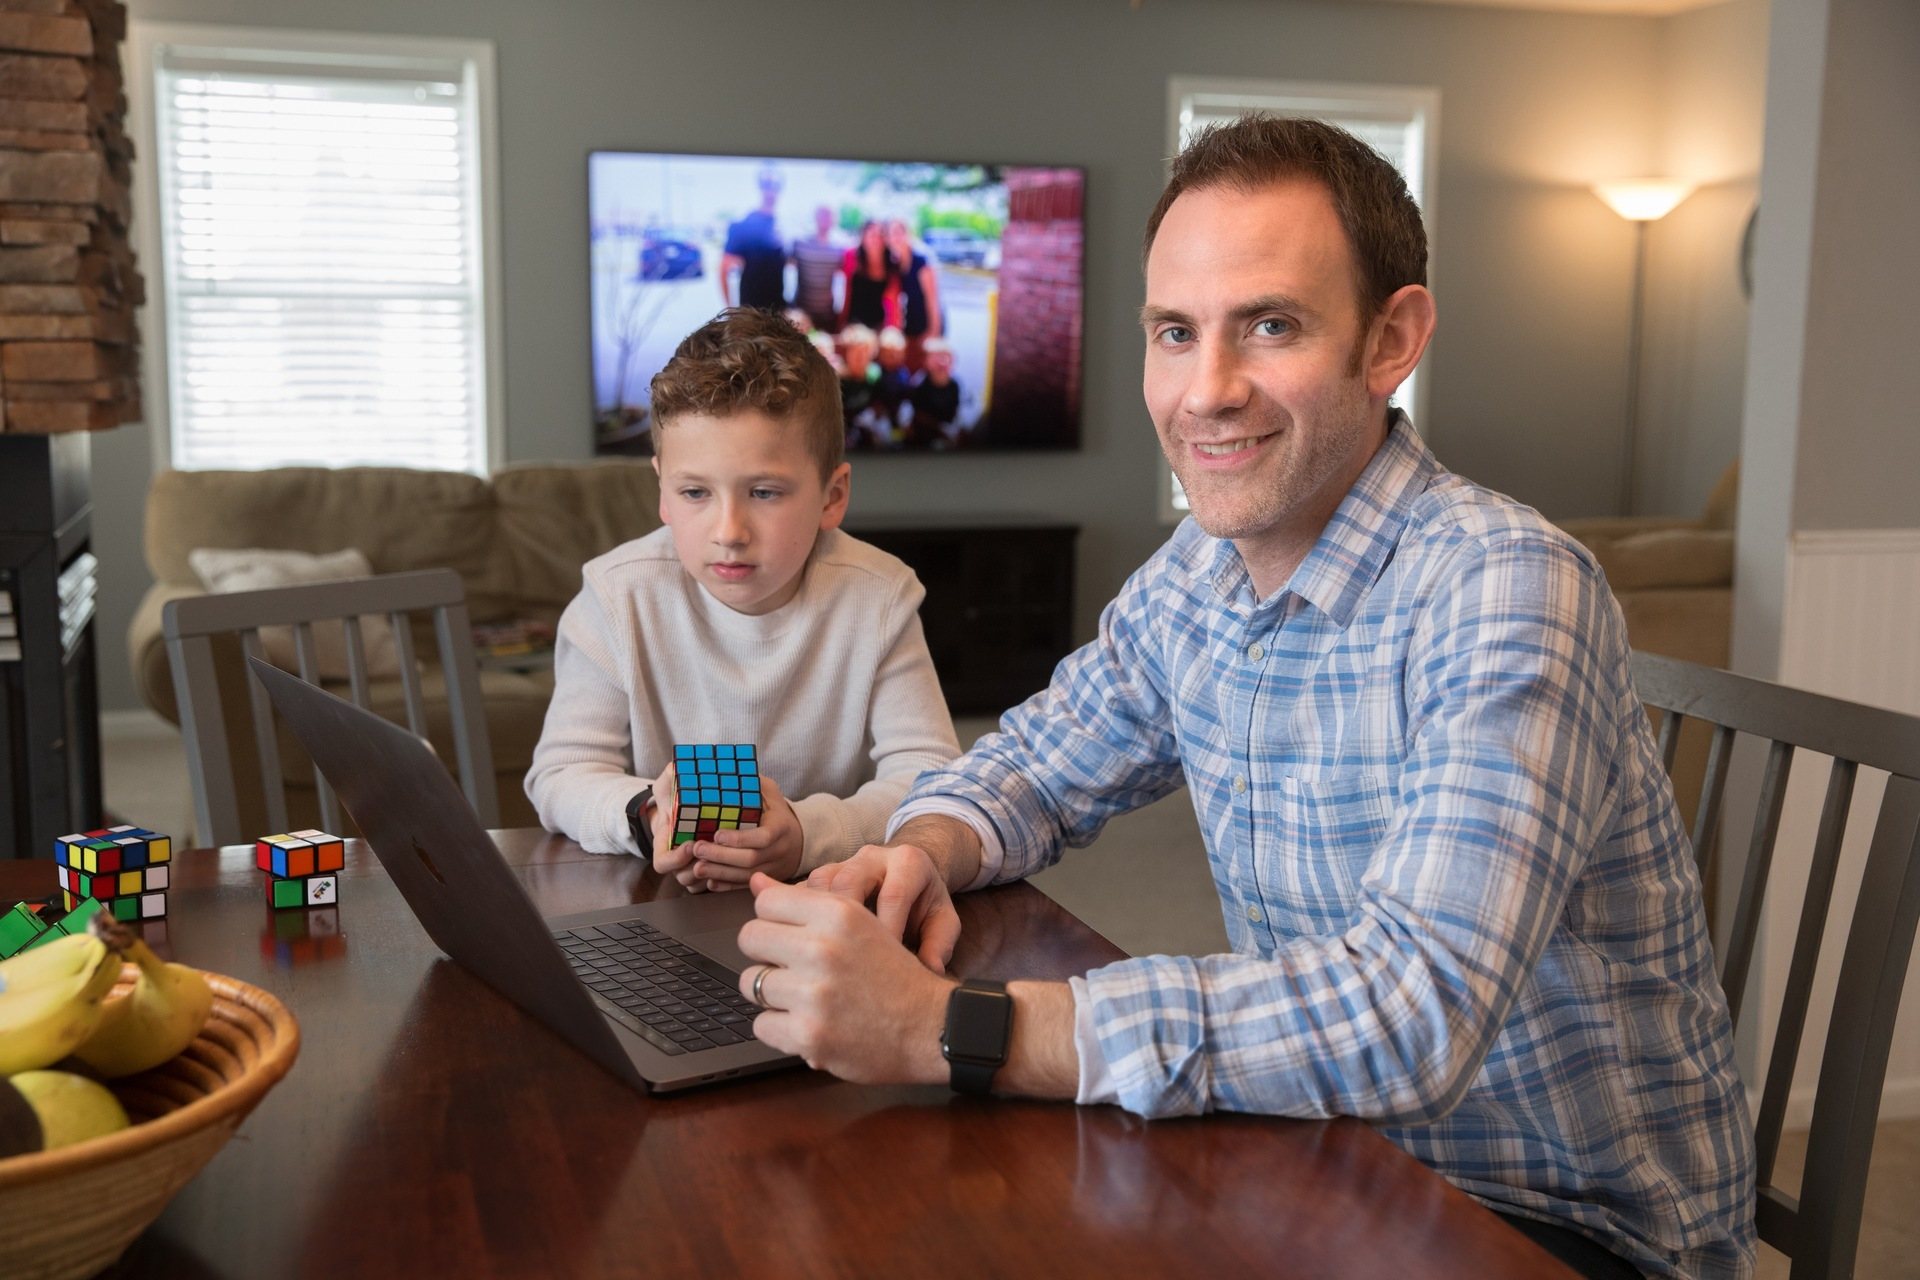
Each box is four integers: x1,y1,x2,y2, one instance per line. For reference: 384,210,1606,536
590,151,1084,455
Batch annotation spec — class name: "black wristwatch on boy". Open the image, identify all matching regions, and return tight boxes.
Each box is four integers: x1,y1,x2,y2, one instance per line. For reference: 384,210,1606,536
625,785,655,865
942,978,1014,1095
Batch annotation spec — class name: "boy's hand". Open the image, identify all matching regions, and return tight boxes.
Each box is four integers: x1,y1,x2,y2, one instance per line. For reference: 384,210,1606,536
644,763,689,873
671,775,804,893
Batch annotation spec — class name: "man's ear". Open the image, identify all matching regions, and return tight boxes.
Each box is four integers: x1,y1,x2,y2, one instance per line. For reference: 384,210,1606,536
819,462,852,531
1364,284,1436,403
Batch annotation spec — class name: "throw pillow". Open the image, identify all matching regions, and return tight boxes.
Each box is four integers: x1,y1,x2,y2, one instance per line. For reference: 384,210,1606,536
186,547,405,680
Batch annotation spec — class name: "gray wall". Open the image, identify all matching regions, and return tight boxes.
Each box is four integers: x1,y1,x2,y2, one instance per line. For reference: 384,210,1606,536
99,0,1731,713
1634,0,1766,519
1791,0,1920,531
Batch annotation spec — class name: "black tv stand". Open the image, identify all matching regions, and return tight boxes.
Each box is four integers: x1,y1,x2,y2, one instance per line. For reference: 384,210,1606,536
845,518,1078,716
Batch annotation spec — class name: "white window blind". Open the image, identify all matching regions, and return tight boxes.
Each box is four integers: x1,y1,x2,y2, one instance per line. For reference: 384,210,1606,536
1161,79,1439,521
149,37,494,473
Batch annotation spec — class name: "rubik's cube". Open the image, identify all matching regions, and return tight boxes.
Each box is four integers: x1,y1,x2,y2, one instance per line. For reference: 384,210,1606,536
671,743,761,848
0,895,106,957
257,829,345,910
53,826,173,921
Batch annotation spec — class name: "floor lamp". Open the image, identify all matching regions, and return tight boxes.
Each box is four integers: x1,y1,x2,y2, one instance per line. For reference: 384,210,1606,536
1593,179,1693,515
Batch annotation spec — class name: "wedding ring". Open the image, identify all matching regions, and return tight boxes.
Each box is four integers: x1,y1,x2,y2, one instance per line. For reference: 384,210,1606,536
750,963,777,1010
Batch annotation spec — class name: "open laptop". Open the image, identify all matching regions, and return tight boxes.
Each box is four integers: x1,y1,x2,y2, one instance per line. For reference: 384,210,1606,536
247,656,801,1093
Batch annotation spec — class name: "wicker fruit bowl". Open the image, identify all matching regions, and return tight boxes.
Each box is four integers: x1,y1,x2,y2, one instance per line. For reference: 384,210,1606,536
0,968,300,1280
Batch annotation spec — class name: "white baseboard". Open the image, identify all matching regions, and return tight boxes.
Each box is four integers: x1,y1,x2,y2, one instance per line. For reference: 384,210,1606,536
99,708,176,741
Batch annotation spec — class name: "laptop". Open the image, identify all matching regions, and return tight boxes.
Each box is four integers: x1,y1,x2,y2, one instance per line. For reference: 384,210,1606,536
247,656,801,1093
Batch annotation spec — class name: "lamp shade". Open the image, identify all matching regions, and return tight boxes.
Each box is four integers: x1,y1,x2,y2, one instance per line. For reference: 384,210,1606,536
1593,179,1693,222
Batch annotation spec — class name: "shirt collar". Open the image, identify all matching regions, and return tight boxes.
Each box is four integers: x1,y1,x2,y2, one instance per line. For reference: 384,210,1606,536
1206,411,1441,626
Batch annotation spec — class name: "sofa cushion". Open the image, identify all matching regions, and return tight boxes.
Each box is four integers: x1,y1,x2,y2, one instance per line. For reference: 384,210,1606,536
146,467,495,597
487,461,661,622
1581,528,1734,592
187,546,403,680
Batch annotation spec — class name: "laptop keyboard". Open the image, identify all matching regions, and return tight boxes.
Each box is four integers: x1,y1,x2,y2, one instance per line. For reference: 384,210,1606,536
554,920,761,1057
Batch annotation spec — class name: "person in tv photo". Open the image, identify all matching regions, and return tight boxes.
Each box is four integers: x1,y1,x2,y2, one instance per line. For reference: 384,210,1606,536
728,116,1756,1280
903,336,962,446
720,164,788,312
792,204,844,333
841,220,898,332
886,217,943,364
525,307,959,888
836,323,885,447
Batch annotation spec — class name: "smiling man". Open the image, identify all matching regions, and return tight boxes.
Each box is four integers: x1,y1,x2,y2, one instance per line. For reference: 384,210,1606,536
734,117,1755,1280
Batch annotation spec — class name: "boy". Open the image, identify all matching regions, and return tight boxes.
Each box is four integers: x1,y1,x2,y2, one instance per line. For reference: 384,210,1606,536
525,308,960,890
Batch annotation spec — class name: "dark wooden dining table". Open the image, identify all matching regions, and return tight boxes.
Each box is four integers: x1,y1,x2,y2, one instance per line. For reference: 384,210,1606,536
1,833,1572,1278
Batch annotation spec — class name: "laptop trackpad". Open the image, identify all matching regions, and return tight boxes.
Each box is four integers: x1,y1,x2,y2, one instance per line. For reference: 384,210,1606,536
685,927,752,974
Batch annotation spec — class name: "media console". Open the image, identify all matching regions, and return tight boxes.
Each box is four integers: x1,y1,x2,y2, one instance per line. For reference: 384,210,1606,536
847,519,1078,716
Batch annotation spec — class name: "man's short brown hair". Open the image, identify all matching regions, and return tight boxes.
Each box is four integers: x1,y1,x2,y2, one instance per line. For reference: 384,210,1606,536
649,308,844,478
1142,115,1428,320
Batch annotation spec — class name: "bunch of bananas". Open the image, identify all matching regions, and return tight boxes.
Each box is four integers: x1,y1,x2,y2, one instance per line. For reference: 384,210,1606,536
0,914,213,1157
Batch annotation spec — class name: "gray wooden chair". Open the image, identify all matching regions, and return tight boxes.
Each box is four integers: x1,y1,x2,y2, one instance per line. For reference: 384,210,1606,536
162,568,499,846
1632,651,1920,1280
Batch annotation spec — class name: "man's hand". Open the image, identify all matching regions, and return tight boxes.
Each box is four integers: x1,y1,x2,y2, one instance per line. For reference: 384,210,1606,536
807,843,960,974
738,873,952,1084
667,776,804,892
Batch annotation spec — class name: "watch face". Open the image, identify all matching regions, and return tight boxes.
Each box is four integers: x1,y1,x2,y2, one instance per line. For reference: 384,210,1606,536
945,985,1012,1061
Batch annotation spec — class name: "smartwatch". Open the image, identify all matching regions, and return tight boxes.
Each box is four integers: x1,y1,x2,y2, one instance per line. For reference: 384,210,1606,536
625,785,656,864
942,978,1013,1096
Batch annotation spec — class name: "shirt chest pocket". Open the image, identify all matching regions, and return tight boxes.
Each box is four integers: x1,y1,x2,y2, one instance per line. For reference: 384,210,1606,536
1250,771,1394,934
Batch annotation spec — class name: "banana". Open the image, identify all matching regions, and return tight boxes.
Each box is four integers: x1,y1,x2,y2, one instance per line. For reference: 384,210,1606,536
0,932,120,1075
6,1070,130,1149
71,917,213,1078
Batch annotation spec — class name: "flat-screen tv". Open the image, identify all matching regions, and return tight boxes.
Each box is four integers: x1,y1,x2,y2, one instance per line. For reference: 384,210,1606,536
589,151,1084,455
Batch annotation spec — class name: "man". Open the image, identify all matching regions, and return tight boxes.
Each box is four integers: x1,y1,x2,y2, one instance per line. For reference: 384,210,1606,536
721,164,787,312
791,203,845,332
722,117,1755,1280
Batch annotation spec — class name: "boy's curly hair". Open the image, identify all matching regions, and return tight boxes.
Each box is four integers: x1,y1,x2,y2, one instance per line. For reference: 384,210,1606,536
649,308,844,477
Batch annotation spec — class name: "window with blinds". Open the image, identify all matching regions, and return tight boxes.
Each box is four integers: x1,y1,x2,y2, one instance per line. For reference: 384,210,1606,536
142,33,497,473
1160,79,1439,521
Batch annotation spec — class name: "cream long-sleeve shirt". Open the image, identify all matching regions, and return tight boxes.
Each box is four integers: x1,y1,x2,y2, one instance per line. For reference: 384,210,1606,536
525,526,960,873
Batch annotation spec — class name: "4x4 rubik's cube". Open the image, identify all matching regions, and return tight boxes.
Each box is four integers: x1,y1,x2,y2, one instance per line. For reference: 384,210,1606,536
256,829,345,910
671,744,761,848
53,825,173,921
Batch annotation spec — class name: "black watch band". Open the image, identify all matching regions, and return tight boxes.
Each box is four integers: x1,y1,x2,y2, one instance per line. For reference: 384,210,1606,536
625,785,655,864
942,978,1012,1096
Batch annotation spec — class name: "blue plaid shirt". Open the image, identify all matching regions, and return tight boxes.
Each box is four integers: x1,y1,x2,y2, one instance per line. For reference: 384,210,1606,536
896,419,1754,1279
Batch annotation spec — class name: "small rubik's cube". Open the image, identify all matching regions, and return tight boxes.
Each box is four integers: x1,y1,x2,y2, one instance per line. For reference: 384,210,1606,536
256,830,344,910
671,743,762,848
0,901,49,958
5,894,106,955
53,825,173,921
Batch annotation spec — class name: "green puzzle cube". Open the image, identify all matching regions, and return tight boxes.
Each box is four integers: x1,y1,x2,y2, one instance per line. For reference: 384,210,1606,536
0,901,49,958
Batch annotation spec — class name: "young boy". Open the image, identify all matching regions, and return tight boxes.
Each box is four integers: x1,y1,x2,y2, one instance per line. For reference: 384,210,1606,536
525,308,960,890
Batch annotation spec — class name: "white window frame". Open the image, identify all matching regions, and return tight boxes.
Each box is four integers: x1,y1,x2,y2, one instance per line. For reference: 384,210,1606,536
1158,76,1440,524
127,22,505,475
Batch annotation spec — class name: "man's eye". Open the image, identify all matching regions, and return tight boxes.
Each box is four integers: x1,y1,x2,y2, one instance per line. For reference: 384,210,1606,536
679,488,707,501
750,487,782,500
1157,325,1193,346
1255,318,1292,338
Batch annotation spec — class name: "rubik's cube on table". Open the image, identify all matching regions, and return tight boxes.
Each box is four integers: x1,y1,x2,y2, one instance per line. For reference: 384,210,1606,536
256,829,345,910
0,895,106,958
671,743,762,848
53,825,173,921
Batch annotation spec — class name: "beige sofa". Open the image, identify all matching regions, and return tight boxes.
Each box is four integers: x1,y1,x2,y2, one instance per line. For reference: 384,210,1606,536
1556,463,1738,671
129,461,662,836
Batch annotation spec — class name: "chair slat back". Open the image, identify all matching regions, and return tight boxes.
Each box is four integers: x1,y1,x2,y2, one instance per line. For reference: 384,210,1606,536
162,569,500,846
1630,652,1920,1280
